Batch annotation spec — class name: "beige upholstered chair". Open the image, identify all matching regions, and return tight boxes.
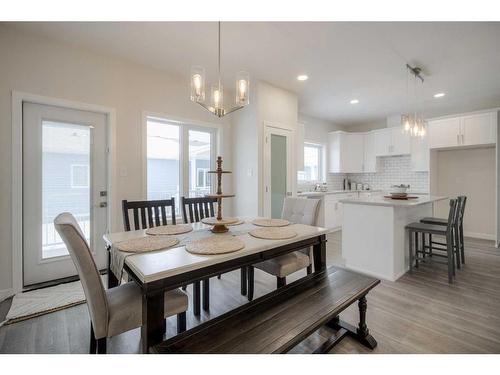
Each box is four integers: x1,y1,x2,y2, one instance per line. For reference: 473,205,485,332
248,198,321,300
54,212,188,354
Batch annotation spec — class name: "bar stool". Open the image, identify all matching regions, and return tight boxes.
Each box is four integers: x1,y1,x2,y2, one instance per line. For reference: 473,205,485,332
405,199,459,283
420,196,467,265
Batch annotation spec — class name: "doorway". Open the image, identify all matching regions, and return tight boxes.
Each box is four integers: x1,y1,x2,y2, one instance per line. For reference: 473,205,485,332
22,102,109,286
263,126,293,218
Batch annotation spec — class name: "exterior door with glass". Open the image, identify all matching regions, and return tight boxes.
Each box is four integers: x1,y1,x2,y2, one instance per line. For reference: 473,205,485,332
22,102,108,286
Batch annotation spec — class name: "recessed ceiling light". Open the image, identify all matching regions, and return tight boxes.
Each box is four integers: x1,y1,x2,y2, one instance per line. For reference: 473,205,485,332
297,75,308,81
350,99,359,104
434,92,445,98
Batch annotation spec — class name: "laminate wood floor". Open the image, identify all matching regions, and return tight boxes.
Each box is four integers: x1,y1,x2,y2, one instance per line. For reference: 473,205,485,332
1,232,499,354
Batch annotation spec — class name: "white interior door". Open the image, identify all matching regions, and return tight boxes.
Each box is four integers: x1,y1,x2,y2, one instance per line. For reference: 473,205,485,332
23,102,109,286
263,126,293,218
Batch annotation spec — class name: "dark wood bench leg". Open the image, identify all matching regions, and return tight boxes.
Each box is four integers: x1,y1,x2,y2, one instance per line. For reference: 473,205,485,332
193,281,201,316
354,296,377,349
177,312,187,334
277,277,286,288
247,265,254,301
141,291,165,354
202,278,210,311
408,229,414,273
240,267,247,296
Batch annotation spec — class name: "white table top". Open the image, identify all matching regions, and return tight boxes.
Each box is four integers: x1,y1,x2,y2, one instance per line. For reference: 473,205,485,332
340,195,448,207
104,220,329,284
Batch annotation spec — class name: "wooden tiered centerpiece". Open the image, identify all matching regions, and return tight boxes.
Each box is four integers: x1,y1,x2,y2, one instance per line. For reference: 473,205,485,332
201,156,238,233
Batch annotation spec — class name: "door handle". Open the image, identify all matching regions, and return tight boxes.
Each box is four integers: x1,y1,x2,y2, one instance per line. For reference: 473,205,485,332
457,134,459,145
462,134,464,144
99,202,108,208
286,192,292,196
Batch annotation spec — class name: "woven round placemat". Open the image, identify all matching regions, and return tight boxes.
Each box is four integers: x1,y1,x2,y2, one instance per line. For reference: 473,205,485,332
227,219,244,226
251,218,290,227
145,224,193,236
116,236,180,253
201,217,240,225
185,236,245,255
249,227,297,240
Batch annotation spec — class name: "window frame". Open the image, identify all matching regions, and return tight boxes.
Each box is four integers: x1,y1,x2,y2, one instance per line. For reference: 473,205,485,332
299,142,325,183
143,113,218,210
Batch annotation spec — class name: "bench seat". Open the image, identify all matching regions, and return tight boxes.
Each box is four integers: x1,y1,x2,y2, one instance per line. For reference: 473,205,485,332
152,266,380,354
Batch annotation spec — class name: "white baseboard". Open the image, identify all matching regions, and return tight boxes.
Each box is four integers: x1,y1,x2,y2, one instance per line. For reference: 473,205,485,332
463,231,495,241
0,288,14,303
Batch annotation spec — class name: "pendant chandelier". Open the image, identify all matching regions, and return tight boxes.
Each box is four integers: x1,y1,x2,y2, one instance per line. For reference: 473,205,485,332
402,64,427,138
190,22,250,118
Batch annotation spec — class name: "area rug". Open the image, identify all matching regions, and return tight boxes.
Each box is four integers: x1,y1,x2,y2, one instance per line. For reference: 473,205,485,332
0,280,87,326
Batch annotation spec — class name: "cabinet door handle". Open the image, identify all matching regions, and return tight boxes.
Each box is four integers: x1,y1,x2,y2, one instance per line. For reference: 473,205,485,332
462,134,464,144
457,134,460,145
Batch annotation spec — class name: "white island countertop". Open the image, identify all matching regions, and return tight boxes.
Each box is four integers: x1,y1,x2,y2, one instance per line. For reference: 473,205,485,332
340,195,447,207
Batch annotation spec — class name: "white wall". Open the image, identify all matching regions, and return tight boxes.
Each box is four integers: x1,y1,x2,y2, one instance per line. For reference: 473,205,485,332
434,147,496,240
231,81,298,216
0,26,232,294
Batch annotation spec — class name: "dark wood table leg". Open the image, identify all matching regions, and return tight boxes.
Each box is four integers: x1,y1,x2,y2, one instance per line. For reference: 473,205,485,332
193,281,201,316
202,278,210,311
141,290,165,354
247,265,254,301
107,247,119,289
240,267,247,296
313,234,327,273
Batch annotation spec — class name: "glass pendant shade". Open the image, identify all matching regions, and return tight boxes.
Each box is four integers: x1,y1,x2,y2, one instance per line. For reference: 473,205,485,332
235,71,250,106
190,66,205,102
211,84,224,110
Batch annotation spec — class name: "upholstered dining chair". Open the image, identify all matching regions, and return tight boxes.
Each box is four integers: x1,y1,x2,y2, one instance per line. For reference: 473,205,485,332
54,212,188,354
246,197,321,301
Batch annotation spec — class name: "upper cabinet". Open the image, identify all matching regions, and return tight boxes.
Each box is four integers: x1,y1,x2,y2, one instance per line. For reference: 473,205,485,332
363,132,377,173
373,127,410,156
461,112,497,146
428,111,497,149
328,131,364,173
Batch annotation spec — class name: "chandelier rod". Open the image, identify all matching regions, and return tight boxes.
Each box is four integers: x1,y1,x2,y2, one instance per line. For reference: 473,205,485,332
218,21,221,88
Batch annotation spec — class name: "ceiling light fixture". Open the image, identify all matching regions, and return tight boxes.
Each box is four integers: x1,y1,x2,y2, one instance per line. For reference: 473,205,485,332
434,92,445,98
190,22,249,118
402,64,427,139
350,99,359,104
297,75,308,81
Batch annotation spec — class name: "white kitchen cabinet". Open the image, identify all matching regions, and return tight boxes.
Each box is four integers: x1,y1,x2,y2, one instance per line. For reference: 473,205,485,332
296,122,305,171
462,112,496,146
428,117,461,148
363,133,377,172
328,131,364,173
428,111,497,149
373,127,410,156
410,135,429,172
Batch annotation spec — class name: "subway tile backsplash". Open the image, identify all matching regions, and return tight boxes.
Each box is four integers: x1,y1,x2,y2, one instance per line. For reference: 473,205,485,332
346,155,429,192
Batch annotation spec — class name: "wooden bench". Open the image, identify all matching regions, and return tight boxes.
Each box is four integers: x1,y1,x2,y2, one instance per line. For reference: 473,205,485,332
152,266,380,354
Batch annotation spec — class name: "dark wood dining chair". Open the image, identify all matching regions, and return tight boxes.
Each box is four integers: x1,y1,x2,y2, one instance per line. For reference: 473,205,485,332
420,196,467,264
180,196,248,313
406,199,460,283
121,198,200,315
122,198,176,231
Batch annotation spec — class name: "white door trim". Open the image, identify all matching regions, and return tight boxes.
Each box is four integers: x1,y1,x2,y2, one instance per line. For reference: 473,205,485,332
11,91,116,293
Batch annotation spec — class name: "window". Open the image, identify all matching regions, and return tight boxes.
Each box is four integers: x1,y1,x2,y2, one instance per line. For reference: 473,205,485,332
298,143,324,182
70,164,89,188
146,116,216,211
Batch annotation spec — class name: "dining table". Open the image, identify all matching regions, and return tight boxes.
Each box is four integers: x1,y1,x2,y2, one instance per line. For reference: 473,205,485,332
103,219,329,353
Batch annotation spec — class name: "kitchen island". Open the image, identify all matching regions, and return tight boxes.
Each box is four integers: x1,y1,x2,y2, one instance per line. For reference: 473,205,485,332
340,195,447,281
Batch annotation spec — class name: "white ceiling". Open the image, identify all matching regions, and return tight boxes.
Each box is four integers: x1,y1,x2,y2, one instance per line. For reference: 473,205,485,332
7,22,500,125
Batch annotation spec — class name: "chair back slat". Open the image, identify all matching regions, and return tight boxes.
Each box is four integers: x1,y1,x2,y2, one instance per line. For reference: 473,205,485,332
181,196,217,224
122,198,176,231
